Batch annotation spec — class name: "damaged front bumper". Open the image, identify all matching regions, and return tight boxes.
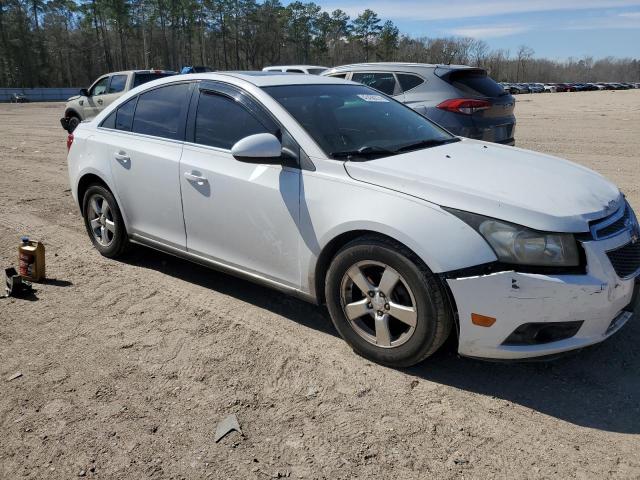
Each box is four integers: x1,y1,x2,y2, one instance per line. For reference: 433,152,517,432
446,233,638,360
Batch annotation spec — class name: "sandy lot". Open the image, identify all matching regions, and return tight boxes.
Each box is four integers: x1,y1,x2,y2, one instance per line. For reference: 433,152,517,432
1,91,639,479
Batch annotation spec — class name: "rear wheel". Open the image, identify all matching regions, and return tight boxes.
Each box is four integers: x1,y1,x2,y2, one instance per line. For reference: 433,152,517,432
325,236,453,367
82,185,129,258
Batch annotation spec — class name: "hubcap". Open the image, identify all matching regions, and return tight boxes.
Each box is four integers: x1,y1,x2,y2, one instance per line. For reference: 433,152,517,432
87,194,115,247
340,261,417,349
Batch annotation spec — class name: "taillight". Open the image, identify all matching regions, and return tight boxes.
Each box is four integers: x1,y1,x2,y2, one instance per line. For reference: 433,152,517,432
66,133,74,151
436,98,491,115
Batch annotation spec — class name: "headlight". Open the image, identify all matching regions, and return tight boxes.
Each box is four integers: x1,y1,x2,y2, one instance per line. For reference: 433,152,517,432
445,208,580,267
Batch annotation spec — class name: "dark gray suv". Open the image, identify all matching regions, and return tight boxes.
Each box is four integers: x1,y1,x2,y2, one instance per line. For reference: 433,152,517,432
322,63,516,145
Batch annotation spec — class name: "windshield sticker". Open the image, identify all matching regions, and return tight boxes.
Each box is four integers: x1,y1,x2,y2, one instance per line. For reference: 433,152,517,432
357,94,389,102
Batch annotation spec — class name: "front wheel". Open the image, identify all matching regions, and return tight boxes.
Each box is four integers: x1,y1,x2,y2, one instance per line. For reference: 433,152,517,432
325,237,453,367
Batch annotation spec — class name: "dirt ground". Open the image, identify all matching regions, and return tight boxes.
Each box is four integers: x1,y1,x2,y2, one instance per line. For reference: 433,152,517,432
1,90,639,480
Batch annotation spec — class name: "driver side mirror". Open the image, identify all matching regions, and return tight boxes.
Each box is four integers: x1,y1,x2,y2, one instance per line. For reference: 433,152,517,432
79,88,90,97
231,133,290,165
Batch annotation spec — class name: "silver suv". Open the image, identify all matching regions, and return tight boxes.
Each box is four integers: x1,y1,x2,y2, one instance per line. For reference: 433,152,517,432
322,63,516,145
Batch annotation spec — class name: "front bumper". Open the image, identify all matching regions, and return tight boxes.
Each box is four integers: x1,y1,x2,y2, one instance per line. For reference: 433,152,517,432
447,231,638,360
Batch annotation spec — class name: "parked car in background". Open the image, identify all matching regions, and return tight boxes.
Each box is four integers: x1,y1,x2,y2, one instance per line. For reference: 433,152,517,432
262,65,328,75
527,83,545,93
555,83,576,92
543,83,558,93
66,72,639,366
60,69,176,132
11,93,29,103
323,63,516,145
180,66,214,73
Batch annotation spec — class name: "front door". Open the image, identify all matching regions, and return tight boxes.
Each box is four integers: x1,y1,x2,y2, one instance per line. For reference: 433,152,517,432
179,84,301,287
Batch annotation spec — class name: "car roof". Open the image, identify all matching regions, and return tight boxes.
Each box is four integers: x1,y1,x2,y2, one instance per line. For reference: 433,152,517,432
263,65,328,70
142,71,357,88
324,62,476,73
106,69,176,75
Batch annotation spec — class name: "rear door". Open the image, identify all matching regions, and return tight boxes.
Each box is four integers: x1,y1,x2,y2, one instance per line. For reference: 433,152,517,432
179,82,301,287
103,82,193,248
441,68,516,143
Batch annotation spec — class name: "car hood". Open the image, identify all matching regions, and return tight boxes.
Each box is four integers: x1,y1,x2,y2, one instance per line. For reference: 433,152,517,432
344,139,621,232
66,95,81,101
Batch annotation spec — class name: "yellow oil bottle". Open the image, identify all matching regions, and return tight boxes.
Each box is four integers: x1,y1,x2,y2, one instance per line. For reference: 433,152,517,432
18,237,46,282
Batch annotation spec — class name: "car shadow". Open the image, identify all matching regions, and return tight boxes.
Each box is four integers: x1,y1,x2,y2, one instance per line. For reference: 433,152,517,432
119,246,639,434
118,246,337,338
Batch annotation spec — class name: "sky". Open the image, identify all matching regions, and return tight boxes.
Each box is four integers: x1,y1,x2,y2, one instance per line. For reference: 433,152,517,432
287,0,640,59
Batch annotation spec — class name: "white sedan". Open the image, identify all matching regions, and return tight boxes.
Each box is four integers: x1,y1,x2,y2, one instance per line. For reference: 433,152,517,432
66,72,639,366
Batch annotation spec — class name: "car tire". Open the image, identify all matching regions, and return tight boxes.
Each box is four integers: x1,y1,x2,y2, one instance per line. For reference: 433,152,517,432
68,116,80,133
82,185,129,258
325,236,453,367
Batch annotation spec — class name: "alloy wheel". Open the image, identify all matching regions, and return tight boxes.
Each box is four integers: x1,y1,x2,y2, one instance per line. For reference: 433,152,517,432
340,260,418,348
87,193,116,247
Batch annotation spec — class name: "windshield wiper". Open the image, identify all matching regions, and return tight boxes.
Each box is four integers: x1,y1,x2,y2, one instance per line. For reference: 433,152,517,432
330,145,397,161
394,137,460,154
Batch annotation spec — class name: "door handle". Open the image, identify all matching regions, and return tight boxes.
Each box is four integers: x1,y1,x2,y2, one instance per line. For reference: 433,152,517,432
114,151,130,163
97,99,103,105
184,171,208,185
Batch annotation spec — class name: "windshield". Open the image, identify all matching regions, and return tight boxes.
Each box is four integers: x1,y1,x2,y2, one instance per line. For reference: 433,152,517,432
263,84,455,160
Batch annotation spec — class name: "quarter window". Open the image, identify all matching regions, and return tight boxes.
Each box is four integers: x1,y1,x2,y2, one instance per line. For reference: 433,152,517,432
351,72,399,96
108,75,127,94
100,96,137,131
194,92,269,149
115,97,136,131
131,83,191,140
397,73,424,92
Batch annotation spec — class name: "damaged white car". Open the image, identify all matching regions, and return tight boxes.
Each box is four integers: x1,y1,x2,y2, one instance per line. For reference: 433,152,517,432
66,73,640,366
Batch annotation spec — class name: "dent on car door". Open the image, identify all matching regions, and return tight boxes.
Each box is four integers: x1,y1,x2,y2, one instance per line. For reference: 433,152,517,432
105,82,192,249
179,85,301,287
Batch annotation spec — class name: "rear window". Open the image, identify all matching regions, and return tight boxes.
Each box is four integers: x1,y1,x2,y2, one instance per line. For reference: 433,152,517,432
444,70,505,97
108,75,127,93
131,83,190,140
351,72,399,96
307,68,327,75
132,72,175,88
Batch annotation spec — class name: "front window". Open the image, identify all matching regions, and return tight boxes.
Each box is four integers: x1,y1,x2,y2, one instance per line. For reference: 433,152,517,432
90,77,109,96
263,84,456,160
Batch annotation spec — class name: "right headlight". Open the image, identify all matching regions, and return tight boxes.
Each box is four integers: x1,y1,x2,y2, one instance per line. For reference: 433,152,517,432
445,208,580,267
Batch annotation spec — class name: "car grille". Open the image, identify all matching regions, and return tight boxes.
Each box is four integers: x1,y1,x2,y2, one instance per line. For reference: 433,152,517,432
590,201,636,240
606,241,640,279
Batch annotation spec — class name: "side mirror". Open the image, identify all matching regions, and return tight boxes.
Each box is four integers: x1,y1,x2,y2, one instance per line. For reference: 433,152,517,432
231,133,283,164
79,88,90,97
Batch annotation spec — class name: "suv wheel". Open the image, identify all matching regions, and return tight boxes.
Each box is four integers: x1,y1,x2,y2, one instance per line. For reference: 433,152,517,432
82,185,128,258
325,236,453,367
67,115,80,133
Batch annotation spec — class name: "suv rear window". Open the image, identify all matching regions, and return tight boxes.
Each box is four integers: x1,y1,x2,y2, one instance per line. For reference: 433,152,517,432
132,72,175,88
444,69,505,97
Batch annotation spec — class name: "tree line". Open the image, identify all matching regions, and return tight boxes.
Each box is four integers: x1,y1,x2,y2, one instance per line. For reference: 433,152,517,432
1,0,638,88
